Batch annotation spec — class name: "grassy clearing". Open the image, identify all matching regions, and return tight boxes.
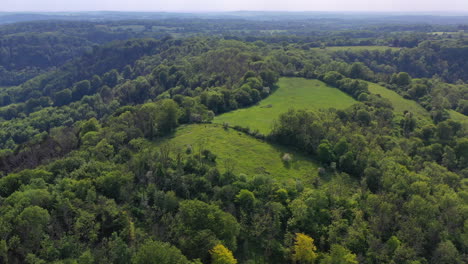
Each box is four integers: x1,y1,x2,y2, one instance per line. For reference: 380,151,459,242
156,124,319,182
367,82,430,120
311,46,400,52
213,77,356,134
449,110,468,128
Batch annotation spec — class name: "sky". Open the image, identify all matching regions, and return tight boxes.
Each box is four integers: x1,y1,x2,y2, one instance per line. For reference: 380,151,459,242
1,0,468,13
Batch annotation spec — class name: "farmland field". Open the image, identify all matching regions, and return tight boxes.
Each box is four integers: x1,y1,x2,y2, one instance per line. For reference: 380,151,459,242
213,77,356,134
156,124,319,182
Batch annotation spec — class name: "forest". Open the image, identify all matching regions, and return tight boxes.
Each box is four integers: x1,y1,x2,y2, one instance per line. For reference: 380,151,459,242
0,12,467,264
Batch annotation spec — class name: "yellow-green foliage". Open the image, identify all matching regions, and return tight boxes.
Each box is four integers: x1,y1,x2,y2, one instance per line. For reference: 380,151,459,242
291,233,317,264
210,244,237,264
214,77,356,134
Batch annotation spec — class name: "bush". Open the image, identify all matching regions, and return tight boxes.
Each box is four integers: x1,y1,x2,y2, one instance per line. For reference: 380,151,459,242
282,153,293,163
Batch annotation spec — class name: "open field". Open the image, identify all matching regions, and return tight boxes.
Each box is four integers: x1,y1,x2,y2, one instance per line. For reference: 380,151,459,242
367,82,430,120
213,77,356,134
311,45,400,52
156,124,319,182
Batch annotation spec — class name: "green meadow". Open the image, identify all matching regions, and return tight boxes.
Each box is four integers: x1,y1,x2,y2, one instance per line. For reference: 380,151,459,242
213,77,356,134
156,124,319,182
367,82,430,119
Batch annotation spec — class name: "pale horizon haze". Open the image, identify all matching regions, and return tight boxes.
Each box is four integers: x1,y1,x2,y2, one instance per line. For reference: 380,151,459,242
1,0,468,13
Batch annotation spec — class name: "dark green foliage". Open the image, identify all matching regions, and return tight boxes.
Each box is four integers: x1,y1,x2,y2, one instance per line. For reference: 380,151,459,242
133,240,190,264
54,88,72,106
72,80,91,101
103,69,120,88
318,140,335,165
173,200,240,259
0,17,467,264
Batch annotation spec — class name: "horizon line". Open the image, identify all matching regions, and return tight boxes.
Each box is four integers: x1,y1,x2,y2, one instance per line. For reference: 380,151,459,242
1,10,468,14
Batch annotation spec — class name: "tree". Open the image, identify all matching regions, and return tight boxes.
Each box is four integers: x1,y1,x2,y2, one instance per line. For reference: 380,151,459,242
72,80,91,101
437,121,454,140
133,240,190,264
174,200,240,259
103,69,120,88
91,75,103,91
454,138,468,166
320,245,357,264
235,189,256,210
333,137,349,157
234,89,252,107
323,71,344,87
122,65,134,79
260,70,279,88
408,83,427,98
133,76,151,103
356,109,371,126
318,140,335,164
106,233,131,264
431,240,462,264
17,206,50,251
442,146,457,170
96,171,133,201
210,244,237,264
80,118,101,137
78,249,94,264
0,239,7,263
94,139,114,160
54,89,72,106
158,70,169,88
291,233,317,264
392,72,411,86
349,62,372,80
154,99,181,135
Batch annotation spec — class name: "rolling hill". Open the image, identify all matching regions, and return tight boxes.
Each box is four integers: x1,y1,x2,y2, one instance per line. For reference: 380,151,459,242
155,123,319,182
213,77,356,134
367,82,431,119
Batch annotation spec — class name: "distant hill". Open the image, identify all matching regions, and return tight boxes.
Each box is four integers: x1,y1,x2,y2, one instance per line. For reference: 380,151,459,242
1,11,468,24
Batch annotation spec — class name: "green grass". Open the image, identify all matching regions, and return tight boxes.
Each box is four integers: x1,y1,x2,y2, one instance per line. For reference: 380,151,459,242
213,77,356,134
156,124,318,182
311,46,400,52
449,110,468,128
367,82,430,120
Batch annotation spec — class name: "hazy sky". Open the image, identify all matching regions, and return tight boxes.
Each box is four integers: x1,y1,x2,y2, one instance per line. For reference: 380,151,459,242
2,0,468,12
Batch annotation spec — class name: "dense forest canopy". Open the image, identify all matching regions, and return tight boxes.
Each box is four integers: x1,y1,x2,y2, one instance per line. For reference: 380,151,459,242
0,12,467,264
